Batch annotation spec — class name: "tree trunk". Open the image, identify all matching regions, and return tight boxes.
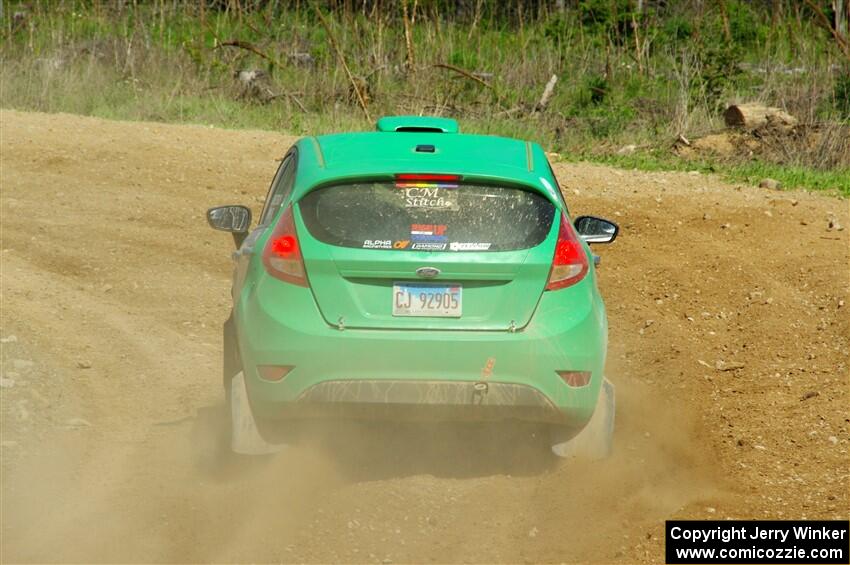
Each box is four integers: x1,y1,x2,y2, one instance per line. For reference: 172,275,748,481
836,0,848,36
723,103,798,130
717,0,732,42
534,74,559,112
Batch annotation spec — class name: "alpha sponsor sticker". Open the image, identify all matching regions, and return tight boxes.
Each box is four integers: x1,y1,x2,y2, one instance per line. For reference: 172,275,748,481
363,239,393,249
449,242,491,251
410,224,448,243
395,183,459,211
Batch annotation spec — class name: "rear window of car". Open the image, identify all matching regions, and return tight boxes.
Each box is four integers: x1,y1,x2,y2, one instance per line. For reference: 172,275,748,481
298,181,555,252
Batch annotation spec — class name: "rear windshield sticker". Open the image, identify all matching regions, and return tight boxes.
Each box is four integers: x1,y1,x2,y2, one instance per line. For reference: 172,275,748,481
411,242,447,251
363,239,393,249
410,224,448,243
393,240,411,249
396,184,460,211
449,242,491,251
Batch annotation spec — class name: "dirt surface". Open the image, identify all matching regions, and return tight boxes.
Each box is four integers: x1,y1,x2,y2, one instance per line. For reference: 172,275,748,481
1,109,848,563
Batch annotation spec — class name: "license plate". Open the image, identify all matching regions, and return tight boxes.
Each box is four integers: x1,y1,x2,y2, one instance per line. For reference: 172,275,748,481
392,283,462,317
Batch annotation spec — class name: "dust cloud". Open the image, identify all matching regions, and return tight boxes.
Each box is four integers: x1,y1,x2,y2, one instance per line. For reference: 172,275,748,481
2,369,717,563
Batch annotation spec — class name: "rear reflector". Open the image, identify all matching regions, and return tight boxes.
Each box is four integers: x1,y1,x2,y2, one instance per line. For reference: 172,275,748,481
556,370,591,387
257,365,294,382
262,205,308,287
545,212,589,291
395,173,461,182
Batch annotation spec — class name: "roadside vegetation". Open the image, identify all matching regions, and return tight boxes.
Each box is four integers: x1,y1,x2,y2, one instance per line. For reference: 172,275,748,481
2,1,848,193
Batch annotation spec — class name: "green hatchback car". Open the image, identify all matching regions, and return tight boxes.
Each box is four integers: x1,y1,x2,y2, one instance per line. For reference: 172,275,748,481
207,116,619,458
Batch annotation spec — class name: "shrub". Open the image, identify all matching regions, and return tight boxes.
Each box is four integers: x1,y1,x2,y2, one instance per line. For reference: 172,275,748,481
727,0,769,46
834,71,850,120
660,16,694,43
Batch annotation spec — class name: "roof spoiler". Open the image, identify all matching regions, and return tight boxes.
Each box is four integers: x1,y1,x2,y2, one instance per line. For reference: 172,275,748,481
375,116,459,134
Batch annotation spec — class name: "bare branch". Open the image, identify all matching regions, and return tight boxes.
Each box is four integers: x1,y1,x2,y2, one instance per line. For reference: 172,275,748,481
402,0,415,73
218,39,281,67
534,74,558,112
803,0,850,60
314,4,372,122
432,63,493,89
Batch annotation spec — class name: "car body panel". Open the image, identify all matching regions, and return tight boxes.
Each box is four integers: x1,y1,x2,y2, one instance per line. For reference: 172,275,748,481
235,269,606,429
225,123,608,437
293,133,565,207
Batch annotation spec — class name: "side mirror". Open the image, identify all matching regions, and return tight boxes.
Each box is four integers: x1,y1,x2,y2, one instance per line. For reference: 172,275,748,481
574,215,619,244
207,205,251,248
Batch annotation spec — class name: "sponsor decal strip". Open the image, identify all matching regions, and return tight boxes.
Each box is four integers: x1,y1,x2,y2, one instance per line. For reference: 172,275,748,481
410,224,448,243
362,239,393,249
450,242,491,251
411,242,447,251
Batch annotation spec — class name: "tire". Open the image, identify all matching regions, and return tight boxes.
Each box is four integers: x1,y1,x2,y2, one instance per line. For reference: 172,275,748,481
229,371,286,456
551,378,615,459
223,313,241,392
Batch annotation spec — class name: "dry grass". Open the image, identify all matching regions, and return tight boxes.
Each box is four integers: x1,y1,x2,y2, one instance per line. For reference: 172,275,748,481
1,1,847,191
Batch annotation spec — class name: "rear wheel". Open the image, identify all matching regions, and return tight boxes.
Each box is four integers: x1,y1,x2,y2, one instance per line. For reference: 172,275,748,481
550,378,615,459
229,371,287,455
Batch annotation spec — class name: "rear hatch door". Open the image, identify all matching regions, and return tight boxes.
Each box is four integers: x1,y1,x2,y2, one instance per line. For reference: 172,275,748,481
297,178,557,330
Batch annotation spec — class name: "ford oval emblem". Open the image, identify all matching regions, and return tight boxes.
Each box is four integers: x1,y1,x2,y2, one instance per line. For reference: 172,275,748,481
415,267,441,278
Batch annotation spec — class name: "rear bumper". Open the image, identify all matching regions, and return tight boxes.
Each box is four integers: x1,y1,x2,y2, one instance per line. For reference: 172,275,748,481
290,379,567,423
235,274,607,428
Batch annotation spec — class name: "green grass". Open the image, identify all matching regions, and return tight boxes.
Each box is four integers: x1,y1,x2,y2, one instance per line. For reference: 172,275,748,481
1,1,848,194
586,152,850,195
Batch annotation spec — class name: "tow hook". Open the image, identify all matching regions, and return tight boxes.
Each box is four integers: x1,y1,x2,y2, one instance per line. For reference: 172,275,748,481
472,381,489,404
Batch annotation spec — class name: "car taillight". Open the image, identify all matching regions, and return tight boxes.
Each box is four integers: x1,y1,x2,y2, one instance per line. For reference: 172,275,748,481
394,173,461,182
262,205,308,287
545,213,589,291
